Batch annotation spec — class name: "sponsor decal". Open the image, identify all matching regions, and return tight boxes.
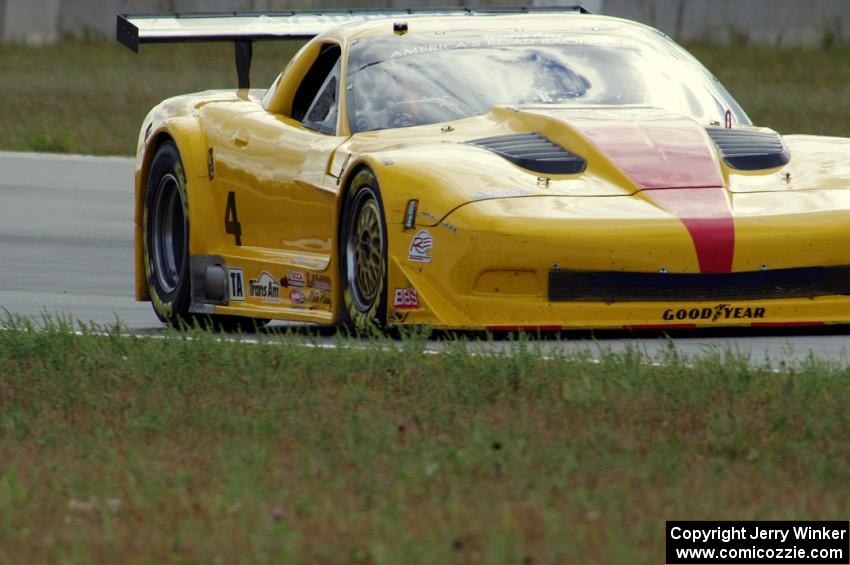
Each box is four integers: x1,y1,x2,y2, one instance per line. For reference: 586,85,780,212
308,273,332,292
393,287,420,309
408,229,433,263
249,272,280,303
308,289,331,306
289,289,306,307
228,268,245,301
386,35,631,60
472,188,533,201
285,270,305,288
662,304,766,322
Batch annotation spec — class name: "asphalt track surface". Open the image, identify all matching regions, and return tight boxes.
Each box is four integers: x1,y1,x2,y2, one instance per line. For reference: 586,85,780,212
3,150,850,367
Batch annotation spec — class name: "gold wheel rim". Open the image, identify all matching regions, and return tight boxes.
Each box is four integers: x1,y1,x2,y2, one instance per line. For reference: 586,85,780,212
346,194,384,311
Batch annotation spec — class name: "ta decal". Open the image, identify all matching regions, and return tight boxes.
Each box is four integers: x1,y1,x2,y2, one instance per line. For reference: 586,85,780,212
228,268,245,301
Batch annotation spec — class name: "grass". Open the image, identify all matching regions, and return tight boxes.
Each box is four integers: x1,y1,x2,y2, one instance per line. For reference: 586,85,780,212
688,43,850,136
0,317,847,563
1,38,849,562
0,40,304,156
0,40,849,156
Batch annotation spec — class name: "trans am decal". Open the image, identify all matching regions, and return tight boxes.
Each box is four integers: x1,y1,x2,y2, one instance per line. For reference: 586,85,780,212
249,272,280,303
663,305,766,321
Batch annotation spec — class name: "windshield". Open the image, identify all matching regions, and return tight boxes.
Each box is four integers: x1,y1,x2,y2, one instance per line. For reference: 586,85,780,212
346,30,750,133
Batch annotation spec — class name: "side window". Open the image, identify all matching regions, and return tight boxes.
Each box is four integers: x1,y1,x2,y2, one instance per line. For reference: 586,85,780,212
302,60,340,135
291,44,341,124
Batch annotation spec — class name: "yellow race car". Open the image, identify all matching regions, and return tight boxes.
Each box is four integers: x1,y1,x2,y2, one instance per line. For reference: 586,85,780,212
118,8,850,331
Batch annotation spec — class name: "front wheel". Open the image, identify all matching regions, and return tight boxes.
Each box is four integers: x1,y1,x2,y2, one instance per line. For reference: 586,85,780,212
339,169,388,333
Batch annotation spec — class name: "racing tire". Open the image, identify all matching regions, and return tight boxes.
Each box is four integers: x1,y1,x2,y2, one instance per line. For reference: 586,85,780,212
143,141,192,327
143,141,267,332
339,168,389,334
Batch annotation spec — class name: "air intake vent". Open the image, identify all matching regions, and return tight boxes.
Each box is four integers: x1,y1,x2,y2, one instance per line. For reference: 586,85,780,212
548,265,850,302
468,132,586,175
706,127,790,170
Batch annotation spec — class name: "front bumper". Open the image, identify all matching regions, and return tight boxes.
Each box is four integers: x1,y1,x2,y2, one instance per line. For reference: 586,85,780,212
384,196,850,330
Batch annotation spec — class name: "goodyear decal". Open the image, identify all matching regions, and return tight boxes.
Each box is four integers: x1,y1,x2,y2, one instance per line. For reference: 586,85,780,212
662,304,766,322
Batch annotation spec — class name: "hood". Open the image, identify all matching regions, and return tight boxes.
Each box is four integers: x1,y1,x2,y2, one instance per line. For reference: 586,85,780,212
493,105,727,190
342,104,850,240
344,104,787,200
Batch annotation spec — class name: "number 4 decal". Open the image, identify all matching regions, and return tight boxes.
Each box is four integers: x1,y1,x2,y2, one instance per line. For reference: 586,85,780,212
224,191,242,246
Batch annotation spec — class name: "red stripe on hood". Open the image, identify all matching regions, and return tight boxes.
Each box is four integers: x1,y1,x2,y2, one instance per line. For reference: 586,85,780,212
644,188,734,273
572,114,723,189
567,112,732,272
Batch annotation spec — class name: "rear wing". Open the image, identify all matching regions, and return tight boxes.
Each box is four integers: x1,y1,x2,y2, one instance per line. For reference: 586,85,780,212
116,7,590,89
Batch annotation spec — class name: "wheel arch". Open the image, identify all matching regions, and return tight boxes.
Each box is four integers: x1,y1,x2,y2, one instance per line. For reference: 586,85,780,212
335,160,395,330
334,159,392,305
135,118,208,301
333,160,371,324
335,160,383,237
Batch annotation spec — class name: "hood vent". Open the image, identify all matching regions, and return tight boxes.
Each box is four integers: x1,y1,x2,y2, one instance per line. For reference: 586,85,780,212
706,127,790,170
467,132,586,175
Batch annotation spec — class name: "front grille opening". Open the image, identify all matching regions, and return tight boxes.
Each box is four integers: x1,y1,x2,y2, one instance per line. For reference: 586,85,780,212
549,266,850,302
